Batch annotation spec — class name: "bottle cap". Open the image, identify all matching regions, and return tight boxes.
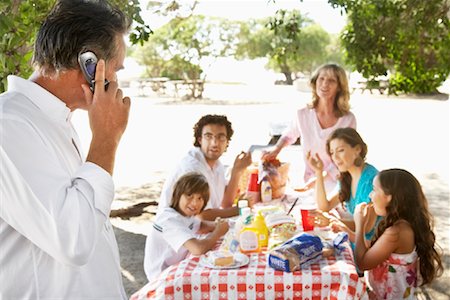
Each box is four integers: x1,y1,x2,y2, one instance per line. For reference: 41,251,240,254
238,199,249,208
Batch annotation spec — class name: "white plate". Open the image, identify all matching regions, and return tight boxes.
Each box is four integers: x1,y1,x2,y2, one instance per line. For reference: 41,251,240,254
199,252,249,269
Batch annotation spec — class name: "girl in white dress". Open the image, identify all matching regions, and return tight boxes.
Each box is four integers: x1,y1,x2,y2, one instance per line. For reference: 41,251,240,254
354,169,443,299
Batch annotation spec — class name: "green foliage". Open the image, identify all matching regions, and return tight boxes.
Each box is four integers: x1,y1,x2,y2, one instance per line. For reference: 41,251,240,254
134,15,238,98
235,9,334,84
0,1,48,93
329,0,450,94
0,0,150,93
110,0,152,45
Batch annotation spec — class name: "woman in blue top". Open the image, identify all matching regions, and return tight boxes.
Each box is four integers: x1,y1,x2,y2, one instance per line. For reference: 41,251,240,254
307,127,380,246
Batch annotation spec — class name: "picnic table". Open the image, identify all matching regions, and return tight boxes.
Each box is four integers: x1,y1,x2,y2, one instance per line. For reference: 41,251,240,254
130,192,367,300
136,77,169,95
170,79,205,99
352,79,389,94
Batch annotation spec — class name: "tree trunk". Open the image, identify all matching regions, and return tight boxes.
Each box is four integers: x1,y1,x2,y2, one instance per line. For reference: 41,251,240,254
283,72,293,85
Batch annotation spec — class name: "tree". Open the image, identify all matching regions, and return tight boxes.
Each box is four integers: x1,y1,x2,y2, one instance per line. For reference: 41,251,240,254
134,15,238,99
0,0,150,92
235,10,332,84
329,0,450,94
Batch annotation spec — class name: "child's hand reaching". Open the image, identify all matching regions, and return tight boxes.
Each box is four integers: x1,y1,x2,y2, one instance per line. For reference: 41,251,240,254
329,218,351,234
311,210,332,227
214,217,230,237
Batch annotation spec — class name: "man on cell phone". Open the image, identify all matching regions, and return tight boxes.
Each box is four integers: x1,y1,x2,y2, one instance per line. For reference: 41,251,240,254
0,1,130,299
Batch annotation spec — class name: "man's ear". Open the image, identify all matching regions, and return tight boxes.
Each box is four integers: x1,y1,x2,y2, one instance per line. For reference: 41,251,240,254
224,140,230,152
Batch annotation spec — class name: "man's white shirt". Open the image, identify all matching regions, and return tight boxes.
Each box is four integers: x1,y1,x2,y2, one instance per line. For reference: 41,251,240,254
156,147,227,215
0,76,126,299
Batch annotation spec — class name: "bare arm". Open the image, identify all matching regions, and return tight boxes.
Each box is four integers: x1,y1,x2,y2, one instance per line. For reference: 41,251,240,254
197,220,215,234
197,206,238,221
307,152,340,211
354,203,398,270
262,136,290,161
222,151,252,208
183,219,229,255
329,209,377,244
83,60,130,175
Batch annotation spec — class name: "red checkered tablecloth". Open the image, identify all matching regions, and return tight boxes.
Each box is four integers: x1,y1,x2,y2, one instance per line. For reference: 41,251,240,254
130,243,367,300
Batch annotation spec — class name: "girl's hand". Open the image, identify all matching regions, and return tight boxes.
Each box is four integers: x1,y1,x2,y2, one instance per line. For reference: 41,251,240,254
306,151,324,174
354,203,371,230
311,210,333,227
330,218,350,234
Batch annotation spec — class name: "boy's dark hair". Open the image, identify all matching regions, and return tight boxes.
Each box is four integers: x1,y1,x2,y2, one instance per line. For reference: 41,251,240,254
193,114,234,147
170,172,210,213
32,0,131,75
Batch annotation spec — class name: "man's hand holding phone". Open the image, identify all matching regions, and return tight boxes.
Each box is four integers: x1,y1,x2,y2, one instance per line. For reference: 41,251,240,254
82,58,131,175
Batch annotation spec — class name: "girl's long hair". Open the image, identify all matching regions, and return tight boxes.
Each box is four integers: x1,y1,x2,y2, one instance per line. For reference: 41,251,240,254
326,127,367,205
372,169,443,285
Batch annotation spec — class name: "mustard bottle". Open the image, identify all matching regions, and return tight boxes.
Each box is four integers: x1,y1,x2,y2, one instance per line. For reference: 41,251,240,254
252,212,269,249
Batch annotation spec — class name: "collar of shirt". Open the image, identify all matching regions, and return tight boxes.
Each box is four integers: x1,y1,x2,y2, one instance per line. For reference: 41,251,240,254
191,146,222,172
7,75,72,123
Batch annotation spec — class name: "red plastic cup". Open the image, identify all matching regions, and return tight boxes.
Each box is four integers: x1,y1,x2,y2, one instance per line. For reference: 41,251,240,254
300,209,315,231
247,172,259,192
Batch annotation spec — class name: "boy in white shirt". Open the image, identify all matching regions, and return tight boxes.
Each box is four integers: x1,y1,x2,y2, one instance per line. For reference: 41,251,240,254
144,172,229,282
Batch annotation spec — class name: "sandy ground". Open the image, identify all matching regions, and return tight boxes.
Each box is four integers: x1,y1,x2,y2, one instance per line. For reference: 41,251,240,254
72,83,449,299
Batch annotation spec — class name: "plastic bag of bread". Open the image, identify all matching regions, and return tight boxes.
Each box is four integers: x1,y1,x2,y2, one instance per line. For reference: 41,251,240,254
268,233,323,272
259,158,289,199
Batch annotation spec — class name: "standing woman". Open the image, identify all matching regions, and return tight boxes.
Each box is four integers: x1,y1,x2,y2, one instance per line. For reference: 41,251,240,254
263,63,356,192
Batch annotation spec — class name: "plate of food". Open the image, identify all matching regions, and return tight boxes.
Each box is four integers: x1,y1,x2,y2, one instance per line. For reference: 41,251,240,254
199,250,249,269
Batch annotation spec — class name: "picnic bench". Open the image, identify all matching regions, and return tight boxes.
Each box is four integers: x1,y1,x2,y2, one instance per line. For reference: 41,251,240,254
136,77,169,96
352,79,389,94
170,79,205,99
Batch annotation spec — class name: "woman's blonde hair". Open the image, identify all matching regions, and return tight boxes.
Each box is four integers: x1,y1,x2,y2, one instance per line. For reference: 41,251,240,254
309,63,351,117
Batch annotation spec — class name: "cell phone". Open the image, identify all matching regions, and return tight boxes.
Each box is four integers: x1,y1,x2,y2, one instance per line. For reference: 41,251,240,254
78,51,109,92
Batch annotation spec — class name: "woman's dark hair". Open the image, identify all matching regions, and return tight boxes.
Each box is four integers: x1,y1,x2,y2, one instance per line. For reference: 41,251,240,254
32,0,131,76
170,172,210,214
326,127,367,205
372,169,443,285
193,114,234,147
309,63,351,117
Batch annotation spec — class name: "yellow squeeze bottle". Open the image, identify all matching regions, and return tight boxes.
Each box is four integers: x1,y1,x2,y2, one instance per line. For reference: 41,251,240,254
252,212,269,249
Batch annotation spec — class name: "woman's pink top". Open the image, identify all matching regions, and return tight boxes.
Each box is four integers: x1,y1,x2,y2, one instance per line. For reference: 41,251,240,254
282,107,357,186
